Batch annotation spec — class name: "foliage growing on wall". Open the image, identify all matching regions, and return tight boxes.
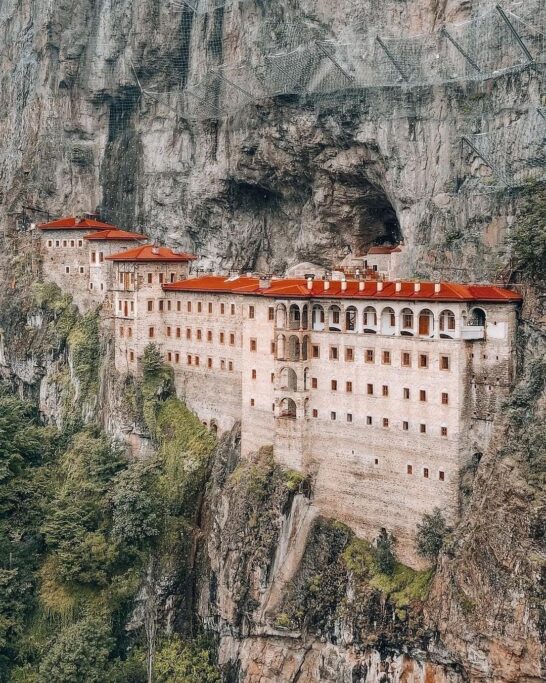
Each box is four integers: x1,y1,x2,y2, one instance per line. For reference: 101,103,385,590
509,181,546,283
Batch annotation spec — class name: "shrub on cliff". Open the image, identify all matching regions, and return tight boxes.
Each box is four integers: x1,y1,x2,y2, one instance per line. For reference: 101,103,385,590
416,508,450,561
375,528,396,575
509,181,546,283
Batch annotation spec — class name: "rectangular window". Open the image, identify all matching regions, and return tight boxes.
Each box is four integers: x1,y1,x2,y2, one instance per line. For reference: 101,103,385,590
401,352,411,367
158,300,164,312
195,356,200,366
186,328,192,340
331,380,338,391
119,272,123,284
47,240,53,248
382,385,389,397
187,301,192,312
250,339,257,351
271,373,275,383
345,347,354,362
147,300,154,312
268,307,275,321
366,416,372,425
249,305,255,319
440,355,450,370
367,383,373,395
346,381,353,393
442,392,449,405
207,358,213,368
220,332,225,344
231,304,235,315
175,353,180,363
197,302,202,313
129,351,135,362
131,302,134,312
229,333,235,345
159,273,164,284
441,427,448,437
167,301,172,311
187,355,192,365
118,301,122,311
382,350,391,365
170,273,176,283
252,369,257,379
383,418,389,428
311,378,318,389
99,252,104,263
423,468,429,479
220,304,225,315
208,302,213,314
65,266,70,274
166,326,171,337
148,327,155,338
207,331,212,342
312,409,318,418
420,423,427,434
331,411,337,421
70,239,75,247
407,464,413,475
420,390,427,402
419,354,429,369
220,359,226,370
148,273,153,284
250,398,255,407
176,328,181,339
330,346,339,360
120,326,125,337
403,421,409,431
128,327,132,338
271,342,276,355
228,361,233,371
78,240,83,247
365,349,374,363
167,352,172,362
91,251,96,263
312,345,320,359
197,329,202,341
347,413,353,423
79,266,84,274
55,240,60,247
177,301,181,312
63,240,67,247
439,471,445,481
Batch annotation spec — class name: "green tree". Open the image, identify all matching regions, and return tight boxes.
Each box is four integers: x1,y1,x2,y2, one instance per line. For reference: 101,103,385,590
142,344,164,377
153,637,220,683
38,615,113,683
509,181,546,282
375,528,396,575
416,508,449,561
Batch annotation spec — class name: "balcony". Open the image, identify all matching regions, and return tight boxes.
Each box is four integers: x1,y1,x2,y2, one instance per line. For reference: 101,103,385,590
462,325,485,340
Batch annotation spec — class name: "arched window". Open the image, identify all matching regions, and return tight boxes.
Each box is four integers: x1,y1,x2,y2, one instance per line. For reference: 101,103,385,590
276,334,286,360
279,367,298,391
439,310,456,335
380,307,396,335
279,398,297,419
363,306,378,331
288,336,301,361
418,309,434,336
301,305,309,331
329,305,342,332
469,307,486,326
275,304,287,329
345,306,357,332
400,308,414,335
301,335,310,361
312,305,325,331
289,304,301,330
304,367,310,391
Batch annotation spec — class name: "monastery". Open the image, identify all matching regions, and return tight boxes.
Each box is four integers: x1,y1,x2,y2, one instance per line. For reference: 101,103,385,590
36,215,522,565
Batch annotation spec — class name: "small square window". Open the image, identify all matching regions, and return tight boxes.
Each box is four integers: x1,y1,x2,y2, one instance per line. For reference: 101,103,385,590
407,464,413,475
442,392,449,405
312,345,320,359
65,266,70,274
403,421,409,431
347,413,353,423
312,409,318,418
374,458,379,465
252,369,257,379
441,427,448,437
345,347,354,362
207,357,213,368
367,383,374,395
166,326,172,337
346,381,353,393
440,355,450,370
423,468,429,479
311,378,318,389
365,349,374,363
175,353,180,363
77,240,82,247
330,346,339,360
420,390,427,402
186,328,192,340
439,471,445,481
70,240,75,247
250,338,257,352
148,327,155,338
331,380,338,391
382,385,389,397
187,355,192,365
419,354,429,369
148,301,154,312
382,350,391,365
401,352,411,367
250,398,255,407
383,418,389,428
47,240,53,248
366,416,372,425
420,423,427,434
228,361,233,371
331,411,337,421
79,266,84,274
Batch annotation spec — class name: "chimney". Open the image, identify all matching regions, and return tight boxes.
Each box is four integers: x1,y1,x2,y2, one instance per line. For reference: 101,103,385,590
75,216,82,225
246,271,253,278
151,245,160,255
324,280,330,291
341,280,347,292
259,275,271,290
307,277,313,291
377,281,383,292
359,281,365,292
414,281,421,293
395,281,402,292
434,282,441,294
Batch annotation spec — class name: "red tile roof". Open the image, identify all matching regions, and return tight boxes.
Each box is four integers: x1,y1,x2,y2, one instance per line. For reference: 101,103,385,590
38,216,116,231
106,245,197,262
366,246,402,255
85,229,148,241
162,275,522,303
